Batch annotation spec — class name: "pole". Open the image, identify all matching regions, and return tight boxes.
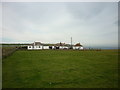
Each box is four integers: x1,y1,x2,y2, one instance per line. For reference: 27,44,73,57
71,37,72,49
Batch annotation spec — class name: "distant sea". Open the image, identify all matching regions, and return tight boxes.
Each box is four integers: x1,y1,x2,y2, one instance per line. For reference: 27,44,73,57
85,47,119,50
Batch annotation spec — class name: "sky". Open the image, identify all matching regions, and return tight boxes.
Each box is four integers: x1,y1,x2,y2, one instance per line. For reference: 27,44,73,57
1,2,118,48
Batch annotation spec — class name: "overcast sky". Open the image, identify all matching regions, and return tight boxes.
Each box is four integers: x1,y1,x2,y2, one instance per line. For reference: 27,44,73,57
1,2,118,48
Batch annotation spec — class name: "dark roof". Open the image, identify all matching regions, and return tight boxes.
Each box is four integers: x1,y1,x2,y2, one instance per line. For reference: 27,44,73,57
34,42,42,45
74,43,83,46
56,42,66,46
29,42,42,46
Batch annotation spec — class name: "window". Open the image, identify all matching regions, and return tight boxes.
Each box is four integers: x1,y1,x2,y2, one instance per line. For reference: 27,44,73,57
36,46,39,48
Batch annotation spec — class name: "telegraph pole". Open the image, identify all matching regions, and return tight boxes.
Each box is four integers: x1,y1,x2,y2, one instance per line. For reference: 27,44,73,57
71,37,72,46
70,37,73,49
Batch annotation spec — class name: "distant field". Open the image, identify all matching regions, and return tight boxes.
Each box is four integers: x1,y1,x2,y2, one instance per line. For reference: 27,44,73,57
2,50,118,88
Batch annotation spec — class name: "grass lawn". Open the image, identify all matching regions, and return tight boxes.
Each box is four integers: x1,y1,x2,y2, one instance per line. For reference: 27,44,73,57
2,50,118,88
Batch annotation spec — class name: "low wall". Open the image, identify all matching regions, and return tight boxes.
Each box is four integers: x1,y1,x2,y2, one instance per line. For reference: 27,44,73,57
2,47,18,59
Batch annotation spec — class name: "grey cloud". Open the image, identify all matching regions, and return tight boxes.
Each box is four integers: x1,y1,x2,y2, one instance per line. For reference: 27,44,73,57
2,2,118,48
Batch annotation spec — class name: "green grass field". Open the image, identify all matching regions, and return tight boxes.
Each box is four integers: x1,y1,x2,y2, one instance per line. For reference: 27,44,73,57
2,50,118,88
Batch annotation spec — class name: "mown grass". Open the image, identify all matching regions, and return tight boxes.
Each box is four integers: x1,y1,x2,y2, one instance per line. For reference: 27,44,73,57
2,50,118,88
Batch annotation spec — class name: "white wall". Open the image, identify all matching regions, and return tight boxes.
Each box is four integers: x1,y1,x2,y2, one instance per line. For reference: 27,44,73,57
73,46,80,50
28,45,82,50
59,46,69,49
34,46,43,50
59,46,63,49
76,46,80,49
28,46,33,50
73,46,76,50
43,46,49,49
28,45,43,50
73,46,84,50
52,46,55,49
65,46,69,49
80,47,83,50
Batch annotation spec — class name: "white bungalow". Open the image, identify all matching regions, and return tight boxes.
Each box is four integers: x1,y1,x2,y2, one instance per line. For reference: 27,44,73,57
27,42,43,50
73,43,83,50
56,42,69,49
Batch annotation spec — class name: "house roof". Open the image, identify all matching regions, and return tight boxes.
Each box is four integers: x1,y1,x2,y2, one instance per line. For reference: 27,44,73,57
34,42,42,45
29,42,43,46
74,43,83,46
56,42,66,46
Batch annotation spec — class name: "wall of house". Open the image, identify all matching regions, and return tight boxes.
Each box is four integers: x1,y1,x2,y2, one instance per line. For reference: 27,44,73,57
76,46,80,49
28,44,83,50
59,46,63,49
59,46,69,49
52,46,55,49
34,46,43,49
73,46,80,50
43,46,49,49
73,46,84,50
64,46,69,49
27,45,43,50
80,47,83,50
28,46,33,50
73,46,76,50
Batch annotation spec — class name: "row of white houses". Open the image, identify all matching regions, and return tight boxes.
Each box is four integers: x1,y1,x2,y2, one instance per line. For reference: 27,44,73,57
27,42,83,50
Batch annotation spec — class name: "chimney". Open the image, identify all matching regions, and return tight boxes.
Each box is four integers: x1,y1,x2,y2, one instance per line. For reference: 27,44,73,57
34,41,35,46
